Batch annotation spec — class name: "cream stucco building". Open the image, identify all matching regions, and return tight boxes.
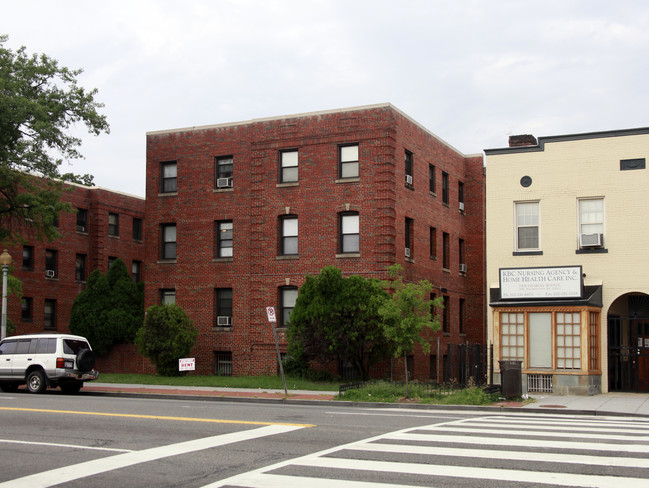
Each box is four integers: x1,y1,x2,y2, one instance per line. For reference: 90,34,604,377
485,128,649,395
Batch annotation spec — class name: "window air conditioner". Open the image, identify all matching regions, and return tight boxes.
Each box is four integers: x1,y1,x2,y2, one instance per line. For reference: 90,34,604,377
405,247,411,258
580,233,603,247
76,225,86,232
459,202,465,211
217,316,232,326
45,270,55,278
459,263,468,273
217,177,232,188
405,174,413,185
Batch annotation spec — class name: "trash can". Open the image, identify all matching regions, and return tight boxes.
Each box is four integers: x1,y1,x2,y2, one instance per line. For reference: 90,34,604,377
499,360,522,398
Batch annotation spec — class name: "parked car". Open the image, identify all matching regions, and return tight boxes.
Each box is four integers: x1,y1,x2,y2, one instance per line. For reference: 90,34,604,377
0,334,98,394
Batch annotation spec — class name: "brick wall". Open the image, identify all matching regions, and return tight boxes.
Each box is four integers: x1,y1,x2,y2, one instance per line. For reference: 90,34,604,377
145,104,486,380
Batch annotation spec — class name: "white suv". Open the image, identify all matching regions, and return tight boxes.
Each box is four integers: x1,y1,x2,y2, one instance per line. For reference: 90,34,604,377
0,334,99,394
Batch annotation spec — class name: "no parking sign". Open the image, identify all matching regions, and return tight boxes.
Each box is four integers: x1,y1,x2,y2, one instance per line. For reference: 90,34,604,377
266,306,276,322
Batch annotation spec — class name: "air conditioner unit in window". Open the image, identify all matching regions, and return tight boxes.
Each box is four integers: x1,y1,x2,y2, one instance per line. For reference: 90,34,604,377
459,202,465,211
217,316,232,326
217,177,232,188
405,247,411,258
76,225,86,232
45,270,55,278
405,174,413,185
459,263,468,273
580,233,603,247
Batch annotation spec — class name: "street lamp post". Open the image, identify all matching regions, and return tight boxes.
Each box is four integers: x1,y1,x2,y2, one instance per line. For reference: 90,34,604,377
0,249,12,340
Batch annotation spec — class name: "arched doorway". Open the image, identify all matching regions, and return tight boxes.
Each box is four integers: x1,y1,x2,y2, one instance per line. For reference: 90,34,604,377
608,293,649,392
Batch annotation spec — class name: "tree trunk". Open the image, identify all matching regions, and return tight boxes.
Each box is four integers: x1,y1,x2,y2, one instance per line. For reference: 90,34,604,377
404,351,410,399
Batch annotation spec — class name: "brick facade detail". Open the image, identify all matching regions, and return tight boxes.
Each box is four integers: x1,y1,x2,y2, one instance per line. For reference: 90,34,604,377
145,104,486,380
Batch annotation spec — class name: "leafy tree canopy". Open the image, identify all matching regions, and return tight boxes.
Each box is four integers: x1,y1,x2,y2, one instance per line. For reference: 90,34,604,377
0,35,109,243
287,265,392,380
69,259,143,355
379,264,443,397
135,304,198,376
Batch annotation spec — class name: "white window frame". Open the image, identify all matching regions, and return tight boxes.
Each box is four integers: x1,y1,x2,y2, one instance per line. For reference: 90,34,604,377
339,144,359,179
578,197,605,247
280,216,298,255
515,201,540,251
280,150,298,183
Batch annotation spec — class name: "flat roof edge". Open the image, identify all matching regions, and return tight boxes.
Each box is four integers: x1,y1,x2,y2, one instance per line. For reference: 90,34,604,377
485,126,649,155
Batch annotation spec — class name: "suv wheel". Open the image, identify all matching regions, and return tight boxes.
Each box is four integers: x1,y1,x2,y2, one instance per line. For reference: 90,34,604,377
76,349,95,373
26,370,47,394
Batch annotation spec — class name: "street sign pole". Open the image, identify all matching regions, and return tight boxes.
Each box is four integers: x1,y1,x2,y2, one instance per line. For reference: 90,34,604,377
267,307,288,395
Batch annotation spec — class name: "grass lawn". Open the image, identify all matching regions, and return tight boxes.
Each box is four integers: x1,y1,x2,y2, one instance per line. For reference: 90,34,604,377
98,373,339,391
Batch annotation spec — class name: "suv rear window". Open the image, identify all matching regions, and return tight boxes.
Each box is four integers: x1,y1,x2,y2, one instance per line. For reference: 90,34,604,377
63,339,90,355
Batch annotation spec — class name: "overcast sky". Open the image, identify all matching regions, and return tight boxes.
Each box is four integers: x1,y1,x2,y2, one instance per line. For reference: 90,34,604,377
4,1,649,196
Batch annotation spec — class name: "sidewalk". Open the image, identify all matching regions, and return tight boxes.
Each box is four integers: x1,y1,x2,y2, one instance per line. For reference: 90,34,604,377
83,383,649,417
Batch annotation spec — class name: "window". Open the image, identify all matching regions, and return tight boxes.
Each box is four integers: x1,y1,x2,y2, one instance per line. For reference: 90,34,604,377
442,171,449,204
280,216,298,255
216,156,233,188
429,227,437,259
405,217,414,258
216,221,233,258
161,224,177,260
108,213,119,237
215,351,232,376
279,286,298,327
45,249,57,278
459,298,465,334
515,201,540,250
458,181,465,210
132,261,142,283
22,246,34,270
442,232,449,269
215,288,233,326
459,238,465,271
76,208,88,232
75,254,86,282
405,150,413,185
108,256,117,268
429,164,436,193
578,198,604,247
339,212,359,253
442,296,449,333
556,312,581,370
339,144,359,179
160,289,175,305
280,150,298,183
132,218,143,241
501,312,524,361
161,161,177,193
44,299,56,330
21,297,33,322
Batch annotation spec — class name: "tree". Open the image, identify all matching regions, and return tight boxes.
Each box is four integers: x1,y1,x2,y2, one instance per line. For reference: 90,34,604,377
135,304,198,376
287,266,392,380
0,35,109,243
379,264,443,398
69,259,143,355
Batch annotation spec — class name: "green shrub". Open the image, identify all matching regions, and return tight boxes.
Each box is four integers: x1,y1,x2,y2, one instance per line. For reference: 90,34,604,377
135,304,198,376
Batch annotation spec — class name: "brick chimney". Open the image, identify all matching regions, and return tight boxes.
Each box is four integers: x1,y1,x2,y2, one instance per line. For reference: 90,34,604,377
509,134,537,147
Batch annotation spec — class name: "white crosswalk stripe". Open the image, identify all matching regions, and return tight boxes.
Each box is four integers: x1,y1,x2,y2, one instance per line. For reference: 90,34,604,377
206,413,649,487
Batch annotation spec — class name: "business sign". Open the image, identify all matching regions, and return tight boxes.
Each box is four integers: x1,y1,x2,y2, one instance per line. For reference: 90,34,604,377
500,266,582,299
178,357,195,371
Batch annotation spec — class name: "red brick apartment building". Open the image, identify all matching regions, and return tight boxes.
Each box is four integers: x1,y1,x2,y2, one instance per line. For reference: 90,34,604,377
2,183,145,340
145,103,485,379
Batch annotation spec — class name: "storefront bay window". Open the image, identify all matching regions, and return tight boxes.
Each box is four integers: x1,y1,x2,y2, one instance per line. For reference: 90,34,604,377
495,308,599,373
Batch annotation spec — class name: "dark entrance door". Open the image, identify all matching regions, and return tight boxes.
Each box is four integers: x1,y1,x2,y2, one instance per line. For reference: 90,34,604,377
608,315,649,392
